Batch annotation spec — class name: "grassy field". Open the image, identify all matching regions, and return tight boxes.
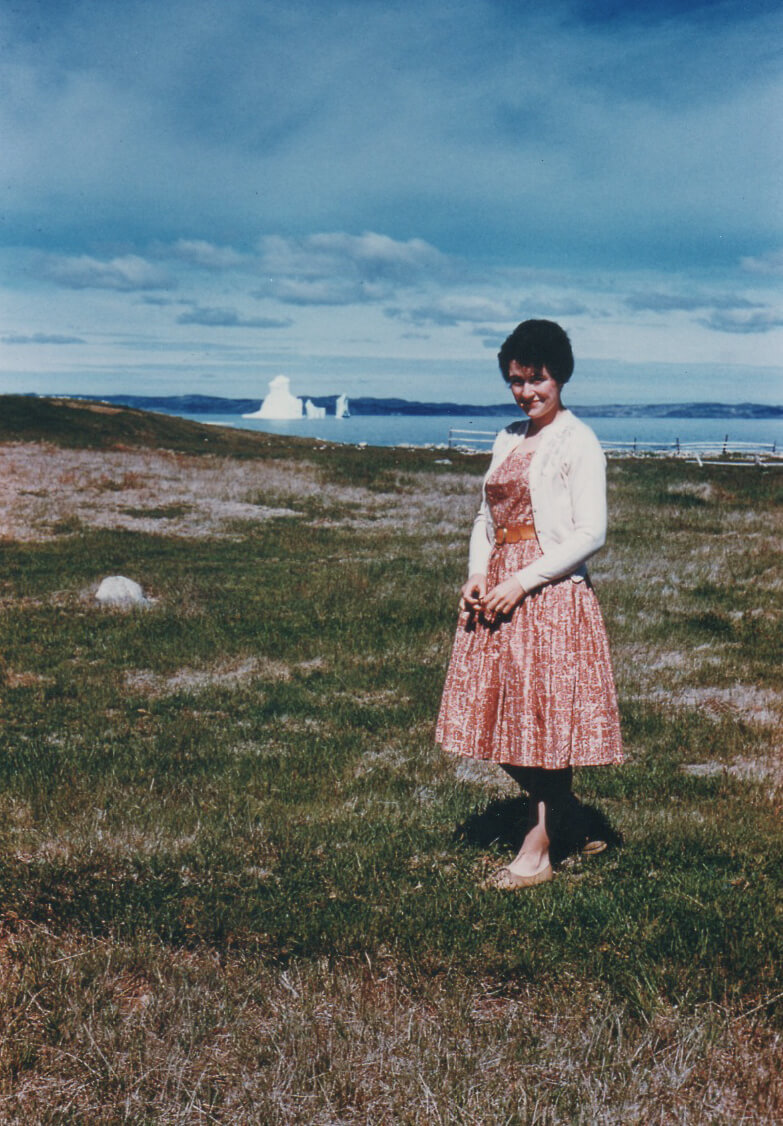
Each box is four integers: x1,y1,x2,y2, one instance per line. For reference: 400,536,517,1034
0,398,781,1123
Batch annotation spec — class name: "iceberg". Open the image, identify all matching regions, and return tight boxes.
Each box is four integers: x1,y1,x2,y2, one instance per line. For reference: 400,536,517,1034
242,380,350,421
243,375,303,420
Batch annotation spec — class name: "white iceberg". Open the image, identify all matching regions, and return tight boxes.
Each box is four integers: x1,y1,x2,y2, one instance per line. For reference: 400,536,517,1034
335,394,350,419
243,375,303,420
304,399,327,419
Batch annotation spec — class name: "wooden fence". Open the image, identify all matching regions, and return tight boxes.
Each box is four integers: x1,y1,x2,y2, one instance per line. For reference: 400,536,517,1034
447,428,782,466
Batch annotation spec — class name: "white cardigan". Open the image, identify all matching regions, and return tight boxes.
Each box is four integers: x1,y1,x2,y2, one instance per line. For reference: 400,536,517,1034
468,409,607,594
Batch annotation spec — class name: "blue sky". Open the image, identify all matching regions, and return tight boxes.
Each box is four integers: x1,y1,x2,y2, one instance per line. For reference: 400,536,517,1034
1,0,781,405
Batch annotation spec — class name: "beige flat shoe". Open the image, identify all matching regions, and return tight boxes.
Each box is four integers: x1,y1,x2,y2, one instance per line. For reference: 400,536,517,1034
482,863,553,890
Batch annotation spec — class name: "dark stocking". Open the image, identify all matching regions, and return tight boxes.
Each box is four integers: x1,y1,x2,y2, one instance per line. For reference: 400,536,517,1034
501,765,575,874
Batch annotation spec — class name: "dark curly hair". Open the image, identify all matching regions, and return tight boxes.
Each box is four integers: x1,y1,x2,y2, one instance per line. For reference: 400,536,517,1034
497,320,574,386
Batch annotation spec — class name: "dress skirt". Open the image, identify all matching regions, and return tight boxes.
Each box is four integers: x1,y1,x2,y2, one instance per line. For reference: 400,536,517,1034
436,446,623,769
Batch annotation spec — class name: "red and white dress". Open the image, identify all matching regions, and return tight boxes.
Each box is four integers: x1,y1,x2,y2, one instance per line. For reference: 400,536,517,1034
436,444,623,769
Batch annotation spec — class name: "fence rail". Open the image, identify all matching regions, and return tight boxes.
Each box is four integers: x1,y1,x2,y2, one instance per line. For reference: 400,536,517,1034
447,427,782,465
447,429,498,449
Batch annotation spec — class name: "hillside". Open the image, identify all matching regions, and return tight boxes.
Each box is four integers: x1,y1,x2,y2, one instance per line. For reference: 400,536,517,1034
0,394,485,480
0,395,273,457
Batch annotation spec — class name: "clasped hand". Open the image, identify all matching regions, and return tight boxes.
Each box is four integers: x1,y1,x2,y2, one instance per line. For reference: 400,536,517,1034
459,573,525,618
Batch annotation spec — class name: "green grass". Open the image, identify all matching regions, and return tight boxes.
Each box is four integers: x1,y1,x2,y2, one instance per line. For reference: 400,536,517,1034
0,402,781,1122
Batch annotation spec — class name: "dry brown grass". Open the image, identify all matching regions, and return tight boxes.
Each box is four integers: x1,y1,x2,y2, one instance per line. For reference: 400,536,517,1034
0,444,304,541
2,440,781,1123
0,442,478,544
653,684,782,727
1,924,780,1125
123,655,295,697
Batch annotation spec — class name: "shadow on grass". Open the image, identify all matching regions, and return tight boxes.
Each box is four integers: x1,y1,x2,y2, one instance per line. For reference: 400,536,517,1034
455,794,623,864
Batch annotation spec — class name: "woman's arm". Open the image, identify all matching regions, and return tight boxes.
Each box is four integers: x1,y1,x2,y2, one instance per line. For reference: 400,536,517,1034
514,428,607,595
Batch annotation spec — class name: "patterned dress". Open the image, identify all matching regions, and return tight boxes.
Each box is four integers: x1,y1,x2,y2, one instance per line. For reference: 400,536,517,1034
436,444,623,769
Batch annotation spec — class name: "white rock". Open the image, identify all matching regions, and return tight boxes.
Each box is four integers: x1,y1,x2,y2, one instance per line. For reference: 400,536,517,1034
96,576,148,606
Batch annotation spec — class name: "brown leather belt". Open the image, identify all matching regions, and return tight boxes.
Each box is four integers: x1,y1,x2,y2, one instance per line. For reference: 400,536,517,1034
494,522,537,545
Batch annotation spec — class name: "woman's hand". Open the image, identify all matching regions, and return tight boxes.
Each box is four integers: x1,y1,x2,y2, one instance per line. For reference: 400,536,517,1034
459,574,487,611
482,576,525,617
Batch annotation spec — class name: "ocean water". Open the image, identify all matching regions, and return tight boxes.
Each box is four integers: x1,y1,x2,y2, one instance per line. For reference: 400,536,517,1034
175,410,783,452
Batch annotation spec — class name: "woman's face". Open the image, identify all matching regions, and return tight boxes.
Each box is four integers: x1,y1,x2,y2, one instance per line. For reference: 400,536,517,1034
507,361,563,430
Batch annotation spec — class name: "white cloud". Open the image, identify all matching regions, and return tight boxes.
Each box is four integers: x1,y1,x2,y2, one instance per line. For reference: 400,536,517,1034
1,332,85,344
1,2,781,398
176,305,291,328
386,293,592,327
740,249,783,275
164,240,249,270
385,296,513,327
625,292,762,312
37,254,174,291
256,231,447,305
261,278,370,307
1,1,780,265
697,309,783,335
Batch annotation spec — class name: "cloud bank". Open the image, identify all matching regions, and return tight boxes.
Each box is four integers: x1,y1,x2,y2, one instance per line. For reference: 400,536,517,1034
0,0,780,401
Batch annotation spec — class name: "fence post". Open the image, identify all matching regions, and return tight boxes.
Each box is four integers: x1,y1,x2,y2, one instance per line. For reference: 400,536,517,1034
723,433,728,454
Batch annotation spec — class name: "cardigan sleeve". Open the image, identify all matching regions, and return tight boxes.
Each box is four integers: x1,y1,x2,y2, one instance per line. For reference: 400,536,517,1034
513,427,607,594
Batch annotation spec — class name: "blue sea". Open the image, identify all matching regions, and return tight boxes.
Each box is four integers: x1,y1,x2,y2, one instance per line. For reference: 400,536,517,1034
174,410,783,453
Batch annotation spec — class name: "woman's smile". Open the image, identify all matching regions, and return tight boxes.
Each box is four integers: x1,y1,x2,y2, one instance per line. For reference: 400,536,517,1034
507,361,563,432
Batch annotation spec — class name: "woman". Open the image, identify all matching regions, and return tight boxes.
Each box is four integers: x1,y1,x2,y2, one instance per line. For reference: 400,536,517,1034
436,319,623,889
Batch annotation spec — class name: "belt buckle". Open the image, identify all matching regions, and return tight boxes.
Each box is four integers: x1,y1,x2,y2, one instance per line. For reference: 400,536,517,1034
496,526,507,545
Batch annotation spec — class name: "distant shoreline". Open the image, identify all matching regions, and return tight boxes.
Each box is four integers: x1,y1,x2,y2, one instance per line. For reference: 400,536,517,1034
60,393,783,421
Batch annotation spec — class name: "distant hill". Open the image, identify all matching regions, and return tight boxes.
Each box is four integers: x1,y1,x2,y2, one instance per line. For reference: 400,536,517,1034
572,402,783,419
63,394,783,419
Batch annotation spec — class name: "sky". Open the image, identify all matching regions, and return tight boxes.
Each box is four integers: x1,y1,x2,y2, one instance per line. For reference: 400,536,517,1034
1,0,782,406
